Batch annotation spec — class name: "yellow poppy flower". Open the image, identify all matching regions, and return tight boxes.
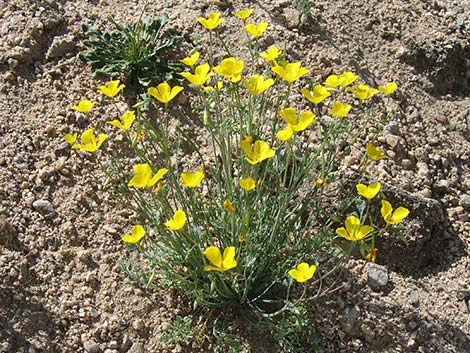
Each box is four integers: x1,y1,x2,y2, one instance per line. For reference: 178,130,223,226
148,82,183,104
71,99,97,113
234,9,254,20
277,108,316,141
165,210,187,231
107,111,135,131
349,84,379,100
381,200,409,225
366,143,388,161
97,80,125,98
223,200,235,213
260,46,282,63
239,177,256,191
203,246,237,272
204,80,224,92
288,262,317,283
239,138,275,165
213,57,244,83
315,178,329,189
180,168,204,187
180,52,200,67
64,133,77,144
338,72,359,87
335,215,374,241
179,63,214,87
329,102,352,118
243,75,274,96
301,85,331,105
272,62,309,83
72,129,107,153
356,182,381,199
197,12,225,31
121,225,145,244
365,248,378,263
244,22,269,38
323,74,343,88
379,82,398,95
128,164,168,188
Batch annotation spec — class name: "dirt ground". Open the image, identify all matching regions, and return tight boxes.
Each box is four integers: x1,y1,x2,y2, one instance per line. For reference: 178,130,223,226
0,0,469,352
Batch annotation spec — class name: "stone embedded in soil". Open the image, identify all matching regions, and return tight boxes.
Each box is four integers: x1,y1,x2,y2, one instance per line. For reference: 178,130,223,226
367,263,389,290
32,199,56,219
459,194,470,210
127,342,144,353
340,304,361,336
83,340,100,353
0,216,13,245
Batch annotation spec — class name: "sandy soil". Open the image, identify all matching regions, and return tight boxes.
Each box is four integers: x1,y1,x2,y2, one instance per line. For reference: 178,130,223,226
0,0,469,352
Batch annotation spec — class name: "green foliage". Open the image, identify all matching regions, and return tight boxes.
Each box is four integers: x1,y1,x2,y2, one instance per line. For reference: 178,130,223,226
79,13,182,87
161,316,194,347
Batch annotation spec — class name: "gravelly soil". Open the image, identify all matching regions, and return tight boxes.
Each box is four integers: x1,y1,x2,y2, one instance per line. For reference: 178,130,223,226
0,0,469,352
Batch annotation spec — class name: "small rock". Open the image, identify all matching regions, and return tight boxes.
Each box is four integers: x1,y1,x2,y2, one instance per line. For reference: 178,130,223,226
407,320,418,331
83,340,100,353
283,8,301,29
127,342,144,353
132,319,145,331
340,304,360,335
0,216,13,245
32,199,56,219
384,134,401,150
416,162,430,178
459,194,470,210
401,159,414,170
367,263,389,290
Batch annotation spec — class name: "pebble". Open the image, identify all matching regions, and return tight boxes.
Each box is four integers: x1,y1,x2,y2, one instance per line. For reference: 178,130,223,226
459,194,470,210
385,134,401,149
127,342,144,353
32,199,56,219
0,216,13,245
340,304,360,335
367,263,389,290
83,340,100,353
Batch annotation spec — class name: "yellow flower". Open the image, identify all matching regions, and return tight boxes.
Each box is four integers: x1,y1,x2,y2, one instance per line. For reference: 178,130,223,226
165,210,187,231
204,81,223,92
148,82,183,104
277,108,316,141
107,110,135,131
243,75,274,96
72,129,107,153
239,177,256,191
301,85,331,105
180,168,204,187
329,102,352,118
71,99,97,113
323,74,343,88
335,215,374,241
203,246,237,272
128,164,168,188
381,200,409,225
379,82,398,95
315,178,328,189
97,80,125,98
64,133,77,144
234,9,254,20
366,142,388,161
349,84,379,100
288,262,317,283
244,22,269,38
179,64,214,86
213,57,244,83
121,225,145,244
272,62,309,83
365,248,378,263
260,46,282,63
356,182,381,199
180,52,200,67
338,72,359,87
239,138,275,165
197,12,225,30
223,200,235,213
